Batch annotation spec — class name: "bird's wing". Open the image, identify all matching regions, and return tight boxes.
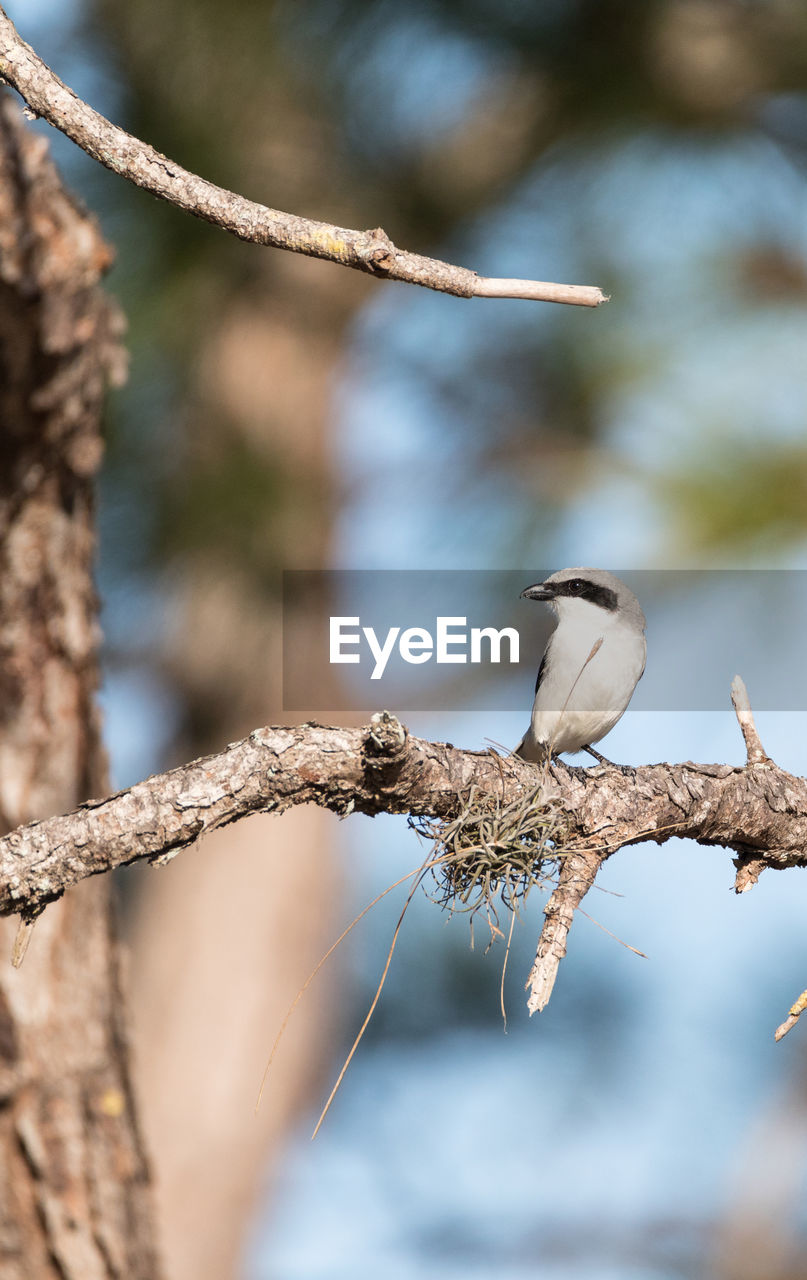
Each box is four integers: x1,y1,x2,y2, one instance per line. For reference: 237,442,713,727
533,648,548,695
514,646,550,759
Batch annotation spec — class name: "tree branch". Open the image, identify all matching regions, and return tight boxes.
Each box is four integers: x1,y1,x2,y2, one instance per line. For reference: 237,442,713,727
2,703,806,1018
0,7,607,308
731,675,771,766
2,709,807,925
775,988,807,1042
525,848,605,1014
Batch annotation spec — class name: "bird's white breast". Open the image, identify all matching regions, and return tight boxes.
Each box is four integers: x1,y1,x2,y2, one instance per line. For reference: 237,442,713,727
530,603,645,755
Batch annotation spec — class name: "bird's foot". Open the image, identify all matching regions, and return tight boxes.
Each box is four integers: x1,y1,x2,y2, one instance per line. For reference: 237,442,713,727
561,761,591,781
581,745,635,776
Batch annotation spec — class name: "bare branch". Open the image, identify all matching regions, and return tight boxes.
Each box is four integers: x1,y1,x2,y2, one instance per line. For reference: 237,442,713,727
733,855,767,894
2,709,807,926
525,849,604,1013
728,678,776,892
0,700,805,1016
472,277,608,306
0,8,607,308
731,675,771,765
774,988,807,1042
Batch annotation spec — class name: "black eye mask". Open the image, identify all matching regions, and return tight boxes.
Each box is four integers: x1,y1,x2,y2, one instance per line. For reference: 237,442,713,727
552,579,619,611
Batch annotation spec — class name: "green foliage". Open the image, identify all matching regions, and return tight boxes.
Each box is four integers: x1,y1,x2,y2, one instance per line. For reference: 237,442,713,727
660,441,807,554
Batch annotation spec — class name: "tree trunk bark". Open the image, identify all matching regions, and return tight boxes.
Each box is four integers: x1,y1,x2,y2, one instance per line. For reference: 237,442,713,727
0,95,161,1279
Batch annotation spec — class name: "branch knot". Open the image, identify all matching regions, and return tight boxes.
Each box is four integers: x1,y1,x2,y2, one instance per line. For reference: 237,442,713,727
358,227,396,274
364,710,407,768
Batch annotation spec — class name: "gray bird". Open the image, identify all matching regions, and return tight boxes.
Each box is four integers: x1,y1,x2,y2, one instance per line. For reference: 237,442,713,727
515,568,646,763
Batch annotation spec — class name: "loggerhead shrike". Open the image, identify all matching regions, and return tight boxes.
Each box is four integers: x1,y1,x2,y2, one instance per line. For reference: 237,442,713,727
515,568,646,764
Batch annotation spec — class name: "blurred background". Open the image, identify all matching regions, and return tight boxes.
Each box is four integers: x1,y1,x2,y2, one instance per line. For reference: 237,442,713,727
16,0,807,1276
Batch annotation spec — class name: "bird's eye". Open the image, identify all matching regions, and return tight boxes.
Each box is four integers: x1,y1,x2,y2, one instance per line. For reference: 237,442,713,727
568,579,585,595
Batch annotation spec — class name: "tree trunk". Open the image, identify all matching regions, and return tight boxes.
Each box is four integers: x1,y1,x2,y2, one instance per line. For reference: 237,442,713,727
0,95,161,1278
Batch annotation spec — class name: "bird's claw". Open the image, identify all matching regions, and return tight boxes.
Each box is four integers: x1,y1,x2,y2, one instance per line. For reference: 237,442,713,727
579,745,636,777
562,762,591,781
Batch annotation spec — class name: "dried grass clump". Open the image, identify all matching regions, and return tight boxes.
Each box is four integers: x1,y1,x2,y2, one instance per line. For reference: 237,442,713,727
412,783,567,926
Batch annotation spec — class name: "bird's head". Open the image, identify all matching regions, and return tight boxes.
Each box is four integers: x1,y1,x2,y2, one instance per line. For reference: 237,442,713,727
520,568,645,630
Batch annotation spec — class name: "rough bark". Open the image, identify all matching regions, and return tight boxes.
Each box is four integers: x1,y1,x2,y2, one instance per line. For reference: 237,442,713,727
0,6,606,307
0,698,803,1029
0,94,160,1278
0,702,798,1033
1,713,805,918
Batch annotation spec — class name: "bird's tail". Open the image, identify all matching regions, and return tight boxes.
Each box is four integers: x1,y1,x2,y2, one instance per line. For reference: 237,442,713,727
514,731,550,764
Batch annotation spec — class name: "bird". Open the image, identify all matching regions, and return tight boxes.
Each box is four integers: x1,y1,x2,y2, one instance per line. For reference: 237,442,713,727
515,568,646,764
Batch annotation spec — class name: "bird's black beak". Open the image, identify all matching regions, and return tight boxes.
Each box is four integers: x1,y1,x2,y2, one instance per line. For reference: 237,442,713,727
520,582,554,601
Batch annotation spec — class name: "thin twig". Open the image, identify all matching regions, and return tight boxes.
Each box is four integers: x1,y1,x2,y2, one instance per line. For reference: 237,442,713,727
731,675,770,766
472,277,608,305
730,676,773,892
0,8,607,308
774,987,807,1042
